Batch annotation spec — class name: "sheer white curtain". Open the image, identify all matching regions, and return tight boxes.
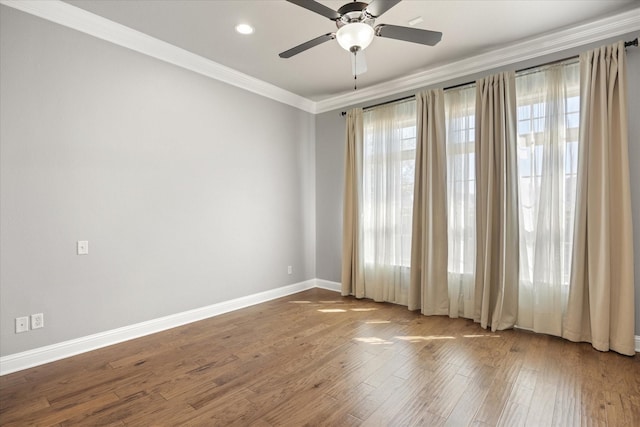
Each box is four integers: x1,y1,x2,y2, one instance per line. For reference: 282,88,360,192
444,86,476,319
515,62,580,336
362,100,417,304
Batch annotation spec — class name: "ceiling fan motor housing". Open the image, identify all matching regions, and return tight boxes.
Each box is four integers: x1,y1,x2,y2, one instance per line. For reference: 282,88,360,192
336,2,375,28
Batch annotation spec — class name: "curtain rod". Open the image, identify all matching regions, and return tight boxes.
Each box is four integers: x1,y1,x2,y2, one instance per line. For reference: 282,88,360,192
340,37,638,117
339,95,415,116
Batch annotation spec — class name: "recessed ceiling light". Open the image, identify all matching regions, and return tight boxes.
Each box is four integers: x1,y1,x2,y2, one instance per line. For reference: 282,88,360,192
235,24,254,35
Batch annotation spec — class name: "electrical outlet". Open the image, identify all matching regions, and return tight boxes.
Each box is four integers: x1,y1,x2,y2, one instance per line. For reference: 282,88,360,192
31,313,44,329
287,266,293,275
77,240,89,255
15,317,29,333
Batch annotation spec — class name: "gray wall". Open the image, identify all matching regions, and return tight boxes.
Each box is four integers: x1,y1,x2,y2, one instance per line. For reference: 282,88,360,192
316,34,640,335
0,6,316,356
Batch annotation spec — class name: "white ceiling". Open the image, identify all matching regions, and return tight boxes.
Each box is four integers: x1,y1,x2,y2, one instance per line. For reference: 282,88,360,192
58,0,637,102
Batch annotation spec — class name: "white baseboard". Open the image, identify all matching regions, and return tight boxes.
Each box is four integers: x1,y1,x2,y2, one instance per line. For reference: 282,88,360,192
0,279,317,376
315,279,341,293
1,279,636,375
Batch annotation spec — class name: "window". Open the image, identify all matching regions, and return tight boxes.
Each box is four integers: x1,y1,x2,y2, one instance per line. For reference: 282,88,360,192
361,100,416,304
445,87,476,275
362,101,417,268
515,61,580,333
445,86,476,318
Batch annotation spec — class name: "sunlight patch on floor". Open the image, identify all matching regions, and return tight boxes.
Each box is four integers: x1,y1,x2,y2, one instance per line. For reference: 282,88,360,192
463,334,501,338
354,335,456,345
354,337,394,345
394,335,455,342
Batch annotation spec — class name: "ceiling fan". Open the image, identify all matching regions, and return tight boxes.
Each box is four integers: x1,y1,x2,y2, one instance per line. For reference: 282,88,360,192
279,0,442,78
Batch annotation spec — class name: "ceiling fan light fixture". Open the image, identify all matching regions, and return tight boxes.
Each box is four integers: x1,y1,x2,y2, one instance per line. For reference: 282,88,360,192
336,22,374,51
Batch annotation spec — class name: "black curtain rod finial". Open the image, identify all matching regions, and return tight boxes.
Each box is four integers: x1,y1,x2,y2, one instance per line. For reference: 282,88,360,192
625,38,638,48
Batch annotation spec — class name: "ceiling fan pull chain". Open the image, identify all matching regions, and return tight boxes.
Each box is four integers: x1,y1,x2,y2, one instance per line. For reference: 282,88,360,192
353,49,358,90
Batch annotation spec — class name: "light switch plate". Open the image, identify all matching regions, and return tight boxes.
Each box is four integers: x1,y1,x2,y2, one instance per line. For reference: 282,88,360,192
77,240,89,255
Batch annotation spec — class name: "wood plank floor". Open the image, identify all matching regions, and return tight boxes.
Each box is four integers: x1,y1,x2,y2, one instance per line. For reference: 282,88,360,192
1,288,639,426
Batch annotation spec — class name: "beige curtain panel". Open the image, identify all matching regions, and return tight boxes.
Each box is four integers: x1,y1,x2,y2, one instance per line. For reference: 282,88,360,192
474,72,520,331
562,41,635,356
409,89,449,314
341,108,364,298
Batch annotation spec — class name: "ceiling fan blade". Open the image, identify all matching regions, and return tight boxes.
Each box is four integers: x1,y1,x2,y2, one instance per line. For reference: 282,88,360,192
286,0,340,20
279,33,335,58
375,24,442,46
365,0,402,18
351,50,368,76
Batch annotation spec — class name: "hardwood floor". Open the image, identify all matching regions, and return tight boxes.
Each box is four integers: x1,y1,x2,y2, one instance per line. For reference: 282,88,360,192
1,288,639,426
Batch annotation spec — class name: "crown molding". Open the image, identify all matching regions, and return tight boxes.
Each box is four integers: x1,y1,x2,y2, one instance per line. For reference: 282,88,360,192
314,6,640,113
0,0,316,113
2,1,638,115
